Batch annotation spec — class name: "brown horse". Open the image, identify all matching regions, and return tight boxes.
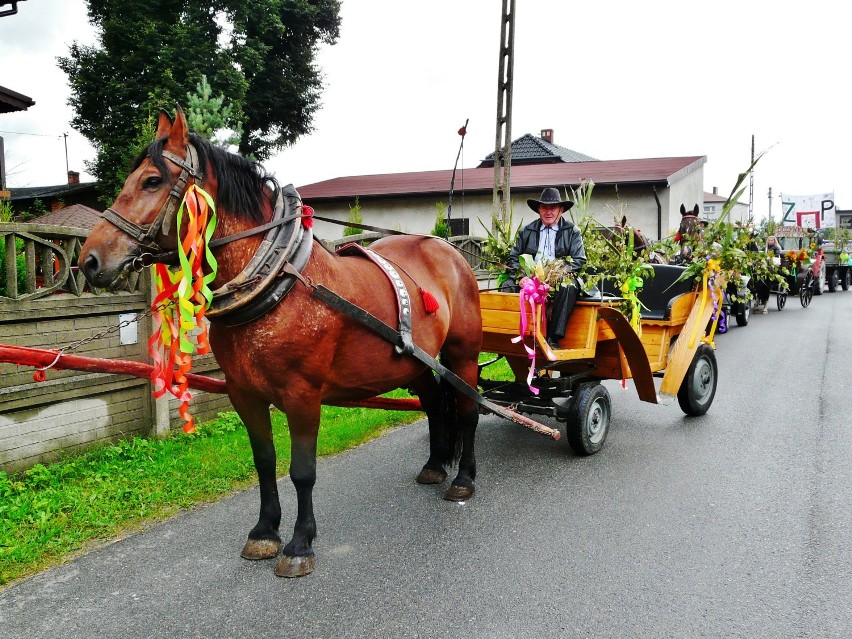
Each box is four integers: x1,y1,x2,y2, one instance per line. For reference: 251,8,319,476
673,204,703,264
78,108,482,577
596,216,668,264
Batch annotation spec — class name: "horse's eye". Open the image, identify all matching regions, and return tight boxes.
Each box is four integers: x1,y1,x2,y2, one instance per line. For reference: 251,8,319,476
143,176,163,189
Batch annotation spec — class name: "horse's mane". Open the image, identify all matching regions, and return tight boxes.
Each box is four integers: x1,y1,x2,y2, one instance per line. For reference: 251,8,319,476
135,134,278,223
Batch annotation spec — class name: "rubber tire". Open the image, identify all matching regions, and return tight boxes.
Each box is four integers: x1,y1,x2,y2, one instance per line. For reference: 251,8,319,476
814,260,826,295
842,269,851,291
677,343,718,416
735,299,751,326
800,271,814,307
565,383,611,456
777,292,787,310
828,269,838,293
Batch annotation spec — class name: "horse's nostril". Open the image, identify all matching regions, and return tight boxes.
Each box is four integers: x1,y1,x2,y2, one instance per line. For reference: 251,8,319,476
82,253,100,279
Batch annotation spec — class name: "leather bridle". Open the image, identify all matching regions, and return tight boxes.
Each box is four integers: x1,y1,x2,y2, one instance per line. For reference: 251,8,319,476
99,144,202,266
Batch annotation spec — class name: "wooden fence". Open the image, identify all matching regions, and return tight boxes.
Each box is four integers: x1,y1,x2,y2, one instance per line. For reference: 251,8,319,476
1,224,489,473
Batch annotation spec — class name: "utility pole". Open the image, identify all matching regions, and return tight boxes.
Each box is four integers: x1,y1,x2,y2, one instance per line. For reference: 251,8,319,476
493,0,515,226
63,132,69,179
768,187,773,221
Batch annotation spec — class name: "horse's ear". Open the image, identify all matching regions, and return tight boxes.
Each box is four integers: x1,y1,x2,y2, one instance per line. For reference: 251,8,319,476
693,204,699,216
680,204,687,215
168,105,190,148
621,215,627,228
155,109,173,140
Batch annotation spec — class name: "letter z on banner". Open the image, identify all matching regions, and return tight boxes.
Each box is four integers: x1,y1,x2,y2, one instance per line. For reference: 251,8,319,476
780,192,836,228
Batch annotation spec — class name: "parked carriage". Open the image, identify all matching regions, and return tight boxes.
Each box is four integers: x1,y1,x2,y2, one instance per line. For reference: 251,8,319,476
478,264,719,455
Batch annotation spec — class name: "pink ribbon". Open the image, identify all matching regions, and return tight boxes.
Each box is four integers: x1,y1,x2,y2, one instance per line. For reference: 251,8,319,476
511,276,549,395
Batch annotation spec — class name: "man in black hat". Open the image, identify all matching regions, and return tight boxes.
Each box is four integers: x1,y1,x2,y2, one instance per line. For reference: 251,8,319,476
501,187,587,350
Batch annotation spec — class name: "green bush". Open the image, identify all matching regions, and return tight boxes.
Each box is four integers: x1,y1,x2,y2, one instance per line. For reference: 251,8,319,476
343,196,364,236
431,202,449,238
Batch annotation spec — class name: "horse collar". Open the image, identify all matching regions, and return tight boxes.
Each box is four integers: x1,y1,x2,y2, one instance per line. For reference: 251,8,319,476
205,184,313,327
100,143,201,258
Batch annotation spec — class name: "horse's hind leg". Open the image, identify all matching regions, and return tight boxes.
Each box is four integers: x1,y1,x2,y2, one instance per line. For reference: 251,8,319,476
443,357,479,502
411,369,449,485
415,351,479,501
230,393,282,561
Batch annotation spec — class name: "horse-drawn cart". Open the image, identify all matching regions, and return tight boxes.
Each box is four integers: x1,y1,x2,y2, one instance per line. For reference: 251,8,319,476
478,264,720,455
769,226,822,310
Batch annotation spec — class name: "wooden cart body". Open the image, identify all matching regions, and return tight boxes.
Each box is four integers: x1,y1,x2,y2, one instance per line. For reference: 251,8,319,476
478,264,720,438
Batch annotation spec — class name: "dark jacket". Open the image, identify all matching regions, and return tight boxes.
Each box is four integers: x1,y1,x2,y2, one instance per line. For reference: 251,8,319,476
505,217,587,281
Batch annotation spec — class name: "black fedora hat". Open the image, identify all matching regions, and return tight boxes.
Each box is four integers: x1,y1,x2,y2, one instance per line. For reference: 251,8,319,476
527,187,574,213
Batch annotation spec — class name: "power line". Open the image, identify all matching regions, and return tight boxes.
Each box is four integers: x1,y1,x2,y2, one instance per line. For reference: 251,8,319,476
0,130,63,138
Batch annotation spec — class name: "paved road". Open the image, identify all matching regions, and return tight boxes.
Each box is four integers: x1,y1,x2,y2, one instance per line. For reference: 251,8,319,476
2,292,851,639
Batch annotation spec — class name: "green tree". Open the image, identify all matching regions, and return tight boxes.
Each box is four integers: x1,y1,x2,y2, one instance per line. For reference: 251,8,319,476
186,75,243,149
58,0,341,203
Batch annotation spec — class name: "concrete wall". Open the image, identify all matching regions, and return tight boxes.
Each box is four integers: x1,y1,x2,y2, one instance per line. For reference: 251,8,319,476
0,223,232,474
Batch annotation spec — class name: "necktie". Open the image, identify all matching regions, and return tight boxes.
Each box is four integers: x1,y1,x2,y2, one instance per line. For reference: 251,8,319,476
542,226,556,260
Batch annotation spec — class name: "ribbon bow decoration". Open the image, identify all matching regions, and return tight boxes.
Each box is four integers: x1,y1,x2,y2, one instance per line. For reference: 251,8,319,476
620,274,644,335
511,275,550,395
690,258,721,349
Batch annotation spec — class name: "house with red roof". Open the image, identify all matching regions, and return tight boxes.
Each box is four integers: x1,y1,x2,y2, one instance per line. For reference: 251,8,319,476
703,187,749,224
297,129,707,242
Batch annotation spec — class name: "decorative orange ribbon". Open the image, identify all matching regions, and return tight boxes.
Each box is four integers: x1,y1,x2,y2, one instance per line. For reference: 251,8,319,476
148,185,217,433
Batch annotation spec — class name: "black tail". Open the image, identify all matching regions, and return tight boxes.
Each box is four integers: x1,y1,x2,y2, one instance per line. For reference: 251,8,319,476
438,354,463,468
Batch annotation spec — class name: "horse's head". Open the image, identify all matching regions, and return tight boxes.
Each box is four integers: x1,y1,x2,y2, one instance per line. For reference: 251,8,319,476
672,204,702,264
678,204,701,238
79,108,203,289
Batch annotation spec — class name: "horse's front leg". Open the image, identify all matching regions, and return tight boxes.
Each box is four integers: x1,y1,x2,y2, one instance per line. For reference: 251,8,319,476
230,392,282,561
275,400,321,578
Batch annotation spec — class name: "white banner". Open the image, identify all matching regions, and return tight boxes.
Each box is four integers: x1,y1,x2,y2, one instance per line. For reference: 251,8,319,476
780,192,835,228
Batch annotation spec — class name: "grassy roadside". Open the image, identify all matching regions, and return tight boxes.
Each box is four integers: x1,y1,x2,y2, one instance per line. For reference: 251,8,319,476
0,356,514,588
0,390,423,588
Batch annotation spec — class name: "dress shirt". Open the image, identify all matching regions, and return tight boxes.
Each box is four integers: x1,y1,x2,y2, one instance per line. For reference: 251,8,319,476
536,224,559,262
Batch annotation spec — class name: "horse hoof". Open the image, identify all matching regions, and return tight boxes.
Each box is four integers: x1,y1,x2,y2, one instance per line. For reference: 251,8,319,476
415,467,447,484
444,484,474,502
275,553,316,578
241,538,280,560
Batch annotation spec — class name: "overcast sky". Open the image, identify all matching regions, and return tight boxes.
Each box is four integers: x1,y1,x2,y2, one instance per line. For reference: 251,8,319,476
1,0,849,221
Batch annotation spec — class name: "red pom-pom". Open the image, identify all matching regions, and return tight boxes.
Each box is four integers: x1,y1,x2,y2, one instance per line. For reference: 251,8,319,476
302,204,314,229
674,233,682,242
33,370,46,382
420,288,439,314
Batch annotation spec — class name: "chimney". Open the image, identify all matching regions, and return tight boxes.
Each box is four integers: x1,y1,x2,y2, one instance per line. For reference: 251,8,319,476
540,128,553,143
68,170,80,185
712,186,718,195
